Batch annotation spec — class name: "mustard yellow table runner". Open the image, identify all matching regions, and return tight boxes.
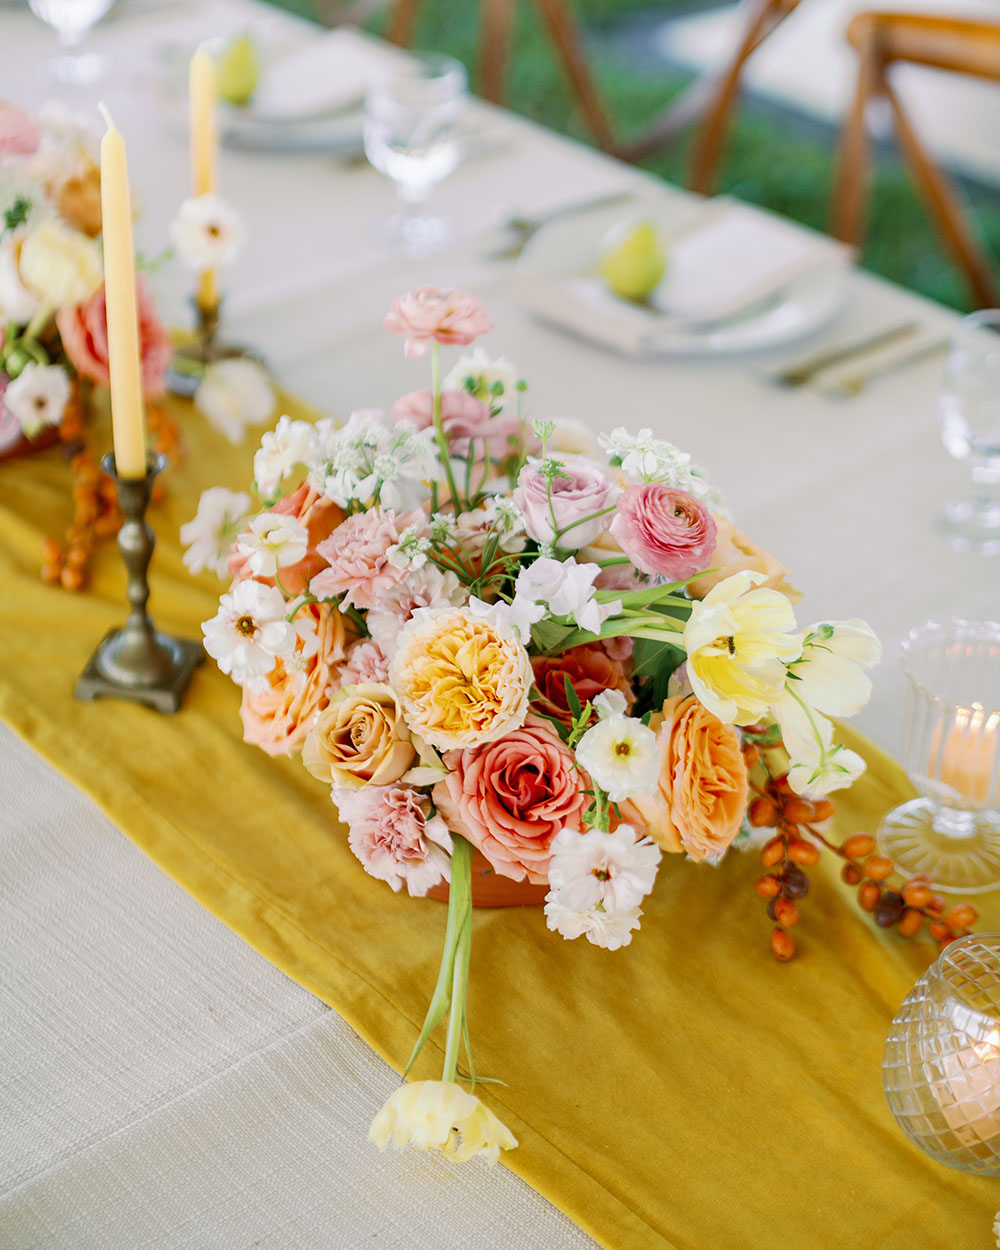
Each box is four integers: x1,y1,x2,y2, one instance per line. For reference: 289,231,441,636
2,396,998,1250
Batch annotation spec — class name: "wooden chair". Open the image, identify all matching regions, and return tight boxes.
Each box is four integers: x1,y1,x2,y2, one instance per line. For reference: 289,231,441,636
386,0,618,154
833,11,1000,308
623,0,801,195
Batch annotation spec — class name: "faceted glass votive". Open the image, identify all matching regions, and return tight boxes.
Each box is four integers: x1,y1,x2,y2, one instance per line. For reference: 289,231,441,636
878,618,1000,892
884,934,1000,1174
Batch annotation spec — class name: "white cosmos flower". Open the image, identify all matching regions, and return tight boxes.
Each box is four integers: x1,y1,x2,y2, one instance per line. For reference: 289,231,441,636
574,714,659,802
253,415,317,497
180,486,251,578
547,824,660,914
202,579,297,693
195,358,275,444
443,346,518,413
236,513,309,577
170,193,245,271
544,898,643,950
515,557,620,635
4,362,70,436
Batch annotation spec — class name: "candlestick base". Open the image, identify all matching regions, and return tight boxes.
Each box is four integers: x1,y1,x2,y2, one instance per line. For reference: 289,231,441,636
76,629,204,713
165,297,264,398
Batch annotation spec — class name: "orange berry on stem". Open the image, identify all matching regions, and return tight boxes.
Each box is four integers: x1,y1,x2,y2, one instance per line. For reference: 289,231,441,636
929,920,951,942
60,565,84,591
770,928,796,961
902,883,933,909
945,904,978,929
742,743,759,768
897,908,924,938
783,798,814,824
842,833,876,859
858,881,881,912
775,897,800,927
788,839,820,866
754,874,781,899
863,855,894,882
841,862,863,886
41,562,61,585
749,797,778,828
40,537,62,564
811,799,835,822
761,837,785,868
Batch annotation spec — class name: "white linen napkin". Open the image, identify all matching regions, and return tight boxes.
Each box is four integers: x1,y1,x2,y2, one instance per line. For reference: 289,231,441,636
251,31,377,121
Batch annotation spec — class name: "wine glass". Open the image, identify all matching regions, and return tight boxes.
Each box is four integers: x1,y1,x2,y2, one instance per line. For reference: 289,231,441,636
363,53,467,258
27,0,114,87
878,618,1000,892
939,310,1000,554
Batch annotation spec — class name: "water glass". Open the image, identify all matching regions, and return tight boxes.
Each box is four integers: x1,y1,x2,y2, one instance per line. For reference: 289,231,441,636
363,53,466,257
884,934,1000,1174
28,0,113,86
878,618,1000,892
939,309,1000,553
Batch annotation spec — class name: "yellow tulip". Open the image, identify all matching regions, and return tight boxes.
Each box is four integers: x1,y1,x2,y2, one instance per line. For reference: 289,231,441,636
368,1080,517,1164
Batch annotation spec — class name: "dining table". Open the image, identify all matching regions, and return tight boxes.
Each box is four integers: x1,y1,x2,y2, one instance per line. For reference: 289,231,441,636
2,2,1000,1248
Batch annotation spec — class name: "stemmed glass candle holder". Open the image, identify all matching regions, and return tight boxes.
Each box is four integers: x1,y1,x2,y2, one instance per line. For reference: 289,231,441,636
363,53,467,258
884,934,1000,1174
878,619,1000,892
939,310,1000,554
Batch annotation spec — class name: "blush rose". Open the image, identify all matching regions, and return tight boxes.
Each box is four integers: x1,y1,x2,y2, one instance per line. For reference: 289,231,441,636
56,278,171,398
513,455,618,550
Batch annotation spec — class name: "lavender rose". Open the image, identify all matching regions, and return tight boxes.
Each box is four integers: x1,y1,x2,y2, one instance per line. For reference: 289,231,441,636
513,455,618,550
610,483,717,579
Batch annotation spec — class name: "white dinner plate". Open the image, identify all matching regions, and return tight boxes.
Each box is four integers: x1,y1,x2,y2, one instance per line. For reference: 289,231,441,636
515,200,850,357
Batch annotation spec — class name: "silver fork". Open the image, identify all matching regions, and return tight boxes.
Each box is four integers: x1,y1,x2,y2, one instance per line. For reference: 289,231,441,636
486,190,635,262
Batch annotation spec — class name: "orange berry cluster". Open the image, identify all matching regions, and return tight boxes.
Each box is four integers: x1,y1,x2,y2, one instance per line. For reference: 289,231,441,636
750,773,834,962
837,836,977,949
39,400,181,592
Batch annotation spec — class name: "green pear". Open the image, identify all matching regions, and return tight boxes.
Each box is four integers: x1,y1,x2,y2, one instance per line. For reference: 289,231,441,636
598,220,667,302
217,34,260,108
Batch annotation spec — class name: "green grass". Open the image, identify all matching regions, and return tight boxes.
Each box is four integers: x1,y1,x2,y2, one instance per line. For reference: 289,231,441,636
284,0,1000,311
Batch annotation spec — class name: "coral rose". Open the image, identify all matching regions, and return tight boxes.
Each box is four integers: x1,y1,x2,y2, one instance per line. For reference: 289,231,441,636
240,603,349,757
56,278,171,398
686,516,790,600
228,481,344,597
433,718,587,883
303,683,415,789
531,642,633,729
626,694,749,861
384,285,493,358
390,388,520,461
610,483,717,580
389,607,532,751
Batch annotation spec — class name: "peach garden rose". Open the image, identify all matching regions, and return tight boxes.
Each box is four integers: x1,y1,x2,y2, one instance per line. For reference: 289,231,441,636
303,683,416,790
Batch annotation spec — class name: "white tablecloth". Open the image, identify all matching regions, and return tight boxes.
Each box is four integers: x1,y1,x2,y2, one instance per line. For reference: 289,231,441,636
1,2,996,1247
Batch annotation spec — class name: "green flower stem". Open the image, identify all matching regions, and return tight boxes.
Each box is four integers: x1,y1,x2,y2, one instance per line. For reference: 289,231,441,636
553,504,619,544
24,300,52,343
431,342,462,513
442,840,473,1083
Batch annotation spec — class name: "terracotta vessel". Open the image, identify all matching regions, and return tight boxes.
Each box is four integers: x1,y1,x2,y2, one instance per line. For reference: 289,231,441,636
426,848,548,907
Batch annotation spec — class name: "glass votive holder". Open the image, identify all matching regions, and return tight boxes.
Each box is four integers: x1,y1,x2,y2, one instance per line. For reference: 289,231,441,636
884,934,1000,1174
878,618,1000,892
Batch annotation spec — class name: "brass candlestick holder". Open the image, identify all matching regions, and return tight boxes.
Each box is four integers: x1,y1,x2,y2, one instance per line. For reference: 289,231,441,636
165,297,262,398
75,454,204,712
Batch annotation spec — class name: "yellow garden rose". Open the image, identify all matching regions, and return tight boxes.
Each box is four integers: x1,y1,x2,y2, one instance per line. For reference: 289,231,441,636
388,607,532,750
19,219,102,308
302,682,414,789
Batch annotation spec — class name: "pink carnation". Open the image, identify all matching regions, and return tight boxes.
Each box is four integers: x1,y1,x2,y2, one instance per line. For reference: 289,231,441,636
0,102,39,156
309,508,424,610
334,785,453,897
391,388,519,461
56,278,171,398
337,639,391,687
432,718,588,884
365,564,464,648
384,286,493,358
610,483,717,580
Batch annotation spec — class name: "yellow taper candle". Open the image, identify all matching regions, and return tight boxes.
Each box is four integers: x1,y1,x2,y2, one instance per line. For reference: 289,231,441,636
99,105,146,480
189,47,218,311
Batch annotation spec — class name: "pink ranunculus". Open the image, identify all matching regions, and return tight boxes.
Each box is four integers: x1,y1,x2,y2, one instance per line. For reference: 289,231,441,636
334,785,453,897
0,103,39,156
56,278,171,398
384,286,493,359
228,481,344,597
390,388,520,461
240,603,350,757
309,508,425,610
610,483,717,580
432,718,588,884
513,455,618,551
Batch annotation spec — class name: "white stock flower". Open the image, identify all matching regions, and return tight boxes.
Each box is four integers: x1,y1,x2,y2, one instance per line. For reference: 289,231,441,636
4,362,69,435
253,415,317,497
0,233,40,324
235,513,309,577
386,524,431,570
369,1081,517,1164
180,486,251,578
574,713,659,803
170,193,245,271
598,426,720,504
310,409,434,510
515,557,620,635
195,358,275,444
547,824,660,914
544,898,643,950
201,578,297,693
443,346,518,413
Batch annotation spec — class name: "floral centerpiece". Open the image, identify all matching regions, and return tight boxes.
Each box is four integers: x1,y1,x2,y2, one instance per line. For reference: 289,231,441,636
0,101,175,590
192,286,979,1165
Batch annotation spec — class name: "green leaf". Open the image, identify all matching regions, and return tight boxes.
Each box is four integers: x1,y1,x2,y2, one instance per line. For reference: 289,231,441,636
563,673,582,720
530,617,577,653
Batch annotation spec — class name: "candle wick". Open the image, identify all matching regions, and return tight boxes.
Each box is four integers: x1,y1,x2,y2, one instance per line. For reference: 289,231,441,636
98,102,116,131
